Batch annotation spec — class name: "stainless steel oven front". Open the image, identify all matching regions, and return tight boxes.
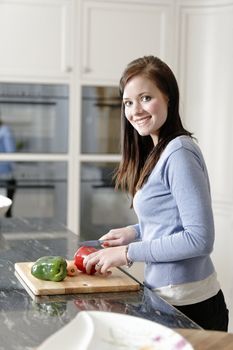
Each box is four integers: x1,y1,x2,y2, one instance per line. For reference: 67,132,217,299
0,83,68,222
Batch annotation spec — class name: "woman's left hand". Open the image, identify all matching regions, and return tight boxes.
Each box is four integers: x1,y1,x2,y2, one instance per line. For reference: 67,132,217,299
83,246,127,275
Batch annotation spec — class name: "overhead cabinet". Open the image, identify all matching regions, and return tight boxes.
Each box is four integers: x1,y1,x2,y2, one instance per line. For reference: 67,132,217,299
0,0,73,82
80,0,173,83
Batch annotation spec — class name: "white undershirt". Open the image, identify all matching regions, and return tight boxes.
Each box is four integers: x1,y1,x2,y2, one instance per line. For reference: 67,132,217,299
153,272,220,306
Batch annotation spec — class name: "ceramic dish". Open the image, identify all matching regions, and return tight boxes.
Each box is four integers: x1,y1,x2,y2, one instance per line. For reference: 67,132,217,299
0,195,12,216
37,310,193,350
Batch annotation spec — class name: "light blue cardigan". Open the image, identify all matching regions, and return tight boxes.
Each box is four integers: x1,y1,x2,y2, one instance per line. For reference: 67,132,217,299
128,136,216,289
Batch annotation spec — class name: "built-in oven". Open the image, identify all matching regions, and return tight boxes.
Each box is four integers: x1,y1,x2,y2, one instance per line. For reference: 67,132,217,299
80,161,138,240
0,83,68,153
80,86,137,240
81,86,121,154
0,83,68,222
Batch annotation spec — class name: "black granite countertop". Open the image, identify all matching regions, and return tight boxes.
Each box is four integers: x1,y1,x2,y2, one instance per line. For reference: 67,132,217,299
0,218,200,350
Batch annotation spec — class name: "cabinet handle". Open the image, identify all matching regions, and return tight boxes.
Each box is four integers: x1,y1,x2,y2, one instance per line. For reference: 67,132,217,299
84,67,92,73
66,66,73,73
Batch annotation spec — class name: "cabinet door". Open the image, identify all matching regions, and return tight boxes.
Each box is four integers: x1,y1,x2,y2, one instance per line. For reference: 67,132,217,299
0,0,73,81
81,0,173,83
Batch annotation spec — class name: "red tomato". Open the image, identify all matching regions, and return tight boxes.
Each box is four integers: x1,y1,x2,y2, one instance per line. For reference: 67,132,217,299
66,261,78,276
74,246,97,274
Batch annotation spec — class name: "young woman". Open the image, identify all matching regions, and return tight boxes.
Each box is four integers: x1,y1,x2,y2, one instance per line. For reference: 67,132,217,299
83,56,229,331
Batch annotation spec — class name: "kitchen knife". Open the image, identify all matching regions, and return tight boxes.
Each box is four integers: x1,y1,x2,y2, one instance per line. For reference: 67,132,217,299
78,240,105,248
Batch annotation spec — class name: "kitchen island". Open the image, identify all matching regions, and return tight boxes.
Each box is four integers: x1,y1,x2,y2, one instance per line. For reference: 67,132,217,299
0,217,200,350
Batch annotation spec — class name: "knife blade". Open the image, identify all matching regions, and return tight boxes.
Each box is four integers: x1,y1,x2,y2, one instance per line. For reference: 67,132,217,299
78,239,104,248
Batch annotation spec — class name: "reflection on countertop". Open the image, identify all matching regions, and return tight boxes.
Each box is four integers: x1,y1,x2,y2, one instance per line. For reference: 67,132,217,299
0,218,200,350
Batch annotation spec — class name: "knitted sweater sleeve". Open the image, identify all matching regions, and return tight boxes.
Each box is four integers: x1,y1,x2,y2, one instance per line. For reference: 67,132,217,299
127,148,215,263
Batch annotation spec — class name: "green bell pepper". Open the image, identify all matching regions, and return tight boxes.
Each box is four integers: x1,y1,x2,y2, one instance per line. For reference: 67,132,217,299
31,256,67,282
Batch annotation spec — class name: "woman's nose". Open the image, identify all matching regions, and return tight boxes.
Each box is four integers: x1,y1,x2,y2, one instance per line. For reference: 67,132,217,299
132,101,143,114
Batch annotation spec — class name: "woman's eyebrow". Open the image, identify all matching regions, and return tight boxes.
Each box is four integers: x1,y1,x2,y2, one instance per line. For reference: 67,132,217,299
123,91,149,100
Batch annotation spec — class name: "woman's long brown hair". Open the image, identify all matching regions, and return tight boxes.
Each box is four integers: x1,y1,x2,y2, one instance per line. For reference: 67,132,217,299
115,56,193,199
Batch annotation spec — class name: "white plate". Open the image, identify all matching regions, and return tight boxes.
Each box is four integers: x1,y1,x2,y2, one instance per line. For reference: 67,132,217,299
38,311,193,350
0,195,12,216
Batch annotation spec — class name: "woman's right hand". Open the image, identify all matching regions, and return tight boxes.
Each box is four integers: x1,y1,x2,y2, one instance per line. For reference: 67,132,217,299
100,226,137,247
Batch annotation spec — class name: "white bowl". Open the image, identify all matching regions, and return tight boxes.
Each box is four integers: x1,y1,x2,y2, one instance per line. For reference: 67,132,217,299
38,311,194,350
0,195,12,216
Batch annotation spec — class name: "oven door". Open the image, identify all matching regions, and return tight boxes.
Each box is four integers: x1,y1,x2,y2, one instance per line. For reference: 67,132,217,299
0,83,69,223
0,83,68,154
80,163,137,240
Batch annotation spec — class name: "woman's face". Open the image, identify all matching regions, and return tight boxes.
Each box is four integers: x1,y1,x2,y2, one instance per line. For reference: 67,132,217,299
123,75,168,145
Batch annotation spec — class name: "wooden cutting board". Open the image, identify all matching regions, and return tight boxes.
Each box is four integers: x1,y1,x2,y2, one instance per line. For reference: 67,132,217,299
15,261,140,296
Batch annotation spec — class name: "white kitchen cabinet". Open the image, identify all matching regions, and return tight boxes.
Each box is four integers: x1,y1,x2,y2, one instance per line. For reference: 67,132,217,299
80,0,173,84
0,0,73,82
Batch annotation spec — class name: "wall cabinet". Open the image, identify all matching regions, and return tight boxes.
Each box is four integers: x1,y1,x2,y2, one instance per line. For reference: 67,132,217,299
80,0,173,84
0,0,73,82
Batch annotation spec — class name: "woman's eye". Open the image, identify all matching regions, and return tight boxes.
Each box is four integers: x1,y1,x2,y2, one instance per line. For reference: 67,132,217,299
124,100,132,107
141,95,151,102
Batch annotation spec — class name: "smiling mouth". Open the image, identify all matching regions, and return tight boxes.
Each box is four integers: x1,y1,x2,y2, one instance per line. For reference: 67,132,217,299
135,116,151,126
